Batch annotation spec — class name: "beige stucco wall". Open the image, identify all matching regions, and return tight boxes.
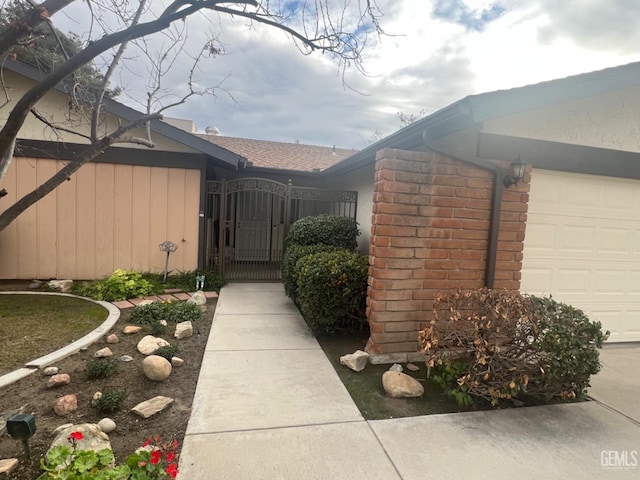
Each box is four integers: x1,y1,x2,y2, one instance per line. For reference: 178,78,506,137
0,69,198,153
482,85,640,153
329,163,375,253
0,157,201,280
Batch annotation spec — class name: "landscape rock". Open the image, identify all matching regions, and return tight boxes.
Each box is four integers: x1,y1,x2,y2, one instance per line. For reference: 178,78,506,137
47,373,71,388
91,392,102,407
138,299,155,307
49,423,111,456
98,418,116,434
406,363,420,372
137,335,170,355
54,395,78,416
53,423,73,435
340,350,369,372
159,320,168,327
0,458,18,475
174,321,193,340
123,325,142,335
94,347,113,358
388,363,403,372
131,396,174,418
142,355,172,381
43,366,59,376
119,355,133,363
382,371,424,398
171,357,184,367
187,290,207,306
29,279,42,289
47,279,73,293
106,334,119,344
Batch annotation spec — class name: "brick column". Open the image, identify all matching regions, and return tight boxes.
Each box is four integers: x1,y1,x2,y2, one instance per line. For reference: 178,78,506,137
365,148,529,363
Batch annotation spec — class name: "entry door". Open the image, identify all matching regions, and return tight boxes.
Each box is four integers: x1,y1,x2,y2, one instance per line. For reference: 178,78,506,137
234,190,272,261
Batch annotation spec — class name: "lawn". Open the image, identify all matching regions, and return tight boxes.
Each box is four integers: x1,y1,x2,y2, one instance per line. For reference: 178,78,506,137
0,294,108,375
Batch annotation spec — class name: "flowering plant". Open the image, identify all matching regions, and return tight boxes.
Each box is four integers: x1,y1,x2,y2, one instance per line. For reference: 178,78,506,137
39,432,179,480
38,431,129,479
125,436,180,479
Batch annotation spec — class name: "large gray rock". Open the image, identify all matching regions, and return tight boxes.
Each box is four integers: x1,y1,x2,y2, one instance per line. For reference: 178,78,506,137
49,423,112,456
54,394,78,416
382,371,424,398
142,355,172,381
47,279,73,293
187,290,207,306
131,396,174,418
137,335,170,355
340,350,369,372
47,373,70,388
174,321,193,340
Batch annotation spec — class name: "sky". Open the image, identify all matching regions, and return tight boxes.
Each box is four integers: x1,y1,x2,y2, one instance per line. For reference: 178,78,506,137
52,0,640,150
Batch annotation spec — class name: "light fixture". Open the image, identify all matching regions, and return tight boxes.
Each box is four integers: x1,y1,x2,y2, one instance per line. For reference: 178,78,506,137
503,157,526,188
7,413,36,458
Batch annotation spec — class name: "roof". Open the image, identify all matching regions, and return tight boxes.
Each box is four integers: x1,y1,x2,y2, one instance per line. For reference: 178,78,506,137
325,60,640,175
196,134,356,172
4,60,244,169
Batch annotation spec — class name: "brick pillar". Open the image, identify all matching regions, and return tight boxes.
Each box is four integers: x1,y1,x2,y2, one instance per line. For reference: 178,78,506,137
365,148,529,363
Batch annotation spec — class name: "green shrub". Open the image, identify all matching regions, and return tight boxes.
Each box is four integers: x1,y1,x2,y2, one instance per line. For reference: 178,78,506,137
419,288,609,406
296,249,369,333
282,244,340,300
94,388,128,413
528,295,609,400
154,344,179,361
286,214,359,249
72,269,161,301
164,269,226,292
131,300,201,325
87,358,119,379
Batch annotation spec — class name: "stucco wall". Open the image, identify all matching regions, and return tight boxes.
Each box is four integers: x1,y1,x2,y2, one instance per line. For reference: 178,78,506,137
329,163,375,254
0,157,201,279
482,85,640,153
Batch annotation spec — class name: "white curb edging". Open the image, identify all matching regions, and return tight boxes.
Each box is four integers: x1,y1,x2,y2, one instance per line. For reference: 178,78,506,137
0,292,120,388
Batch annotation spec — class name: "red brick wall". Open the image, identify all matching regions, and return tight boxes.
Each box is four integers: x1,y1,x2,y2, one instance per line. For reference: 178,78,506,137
366,148,529,358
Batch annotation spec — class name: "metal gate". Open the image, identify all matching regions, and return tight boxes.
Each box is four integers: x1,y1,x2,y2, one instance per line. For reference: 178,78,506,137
205,178,357,280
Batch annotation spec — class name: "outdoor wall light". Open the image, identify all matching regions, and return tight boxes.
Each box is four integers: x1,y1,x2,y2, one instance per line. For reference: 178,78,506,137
7,413,36,457
503,158,527,188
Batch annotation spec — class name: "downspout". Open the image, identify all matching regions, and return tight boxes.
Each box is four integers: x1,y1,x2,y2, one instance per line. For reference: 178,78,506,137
423,132,501,288
197,163,207,270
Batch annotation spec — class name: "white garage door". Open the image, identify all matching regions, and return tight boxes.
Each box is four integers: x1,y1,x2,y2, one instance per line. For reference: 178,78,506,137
521,169,640,342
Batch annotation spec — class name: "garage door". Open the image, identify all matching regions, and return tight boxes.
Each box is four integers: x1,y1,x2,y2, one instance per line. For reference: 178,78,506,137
521,169,640,342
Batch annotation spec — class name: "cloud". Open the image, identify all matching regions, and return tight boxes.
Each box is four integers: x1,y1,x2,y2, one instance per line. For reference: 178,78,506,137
431,0,505,32
533,0,640,53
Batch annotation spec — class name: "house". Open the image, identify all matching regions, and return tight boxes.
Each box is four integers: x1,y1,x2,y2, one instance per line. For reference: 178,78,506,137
2,59,640,358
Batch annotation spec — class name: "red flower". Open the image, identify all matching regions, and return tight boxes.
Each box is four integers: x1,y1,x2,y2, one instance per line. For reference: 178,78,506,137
166,463,179,479
166,451,175,462
150,450,162,465
67,432,84,442
139,461,147,467
142,438,152,448
172,440,179,449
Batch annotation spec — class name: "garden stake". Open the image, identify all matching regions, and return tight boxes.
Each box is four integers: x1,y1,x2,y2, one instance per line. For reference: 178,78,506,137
159,241,179,282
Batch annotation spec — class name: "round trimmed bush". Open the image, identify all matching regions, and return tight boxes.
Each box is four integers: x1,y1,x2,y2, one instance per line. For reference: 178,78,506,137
282,244,340,300
296,248,369,333
286,214,359,249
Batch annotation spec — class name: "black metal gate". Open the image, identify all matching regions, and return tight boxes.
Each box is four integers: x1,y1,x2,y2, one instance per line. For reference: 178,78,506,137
205,178,357,280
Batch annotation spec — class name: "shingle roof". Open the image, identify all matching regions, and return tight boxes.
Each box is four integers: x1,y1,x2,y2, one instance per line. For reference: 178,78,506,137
196,134,356,172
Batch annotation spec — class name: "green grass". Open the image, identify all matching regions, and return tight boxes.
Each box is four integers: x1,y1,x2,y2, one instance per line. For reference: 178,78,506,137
0,294,108,375
317,331,490,419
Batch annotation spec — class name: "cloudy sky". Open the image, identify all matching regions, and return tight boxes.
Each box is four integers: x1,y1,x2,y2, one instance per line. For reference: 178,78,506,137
55,0,640,149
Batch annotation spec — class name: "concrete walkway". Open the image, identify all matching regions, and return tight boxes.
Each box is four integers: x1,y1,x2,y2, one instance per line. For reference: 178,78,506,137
178,283,640,479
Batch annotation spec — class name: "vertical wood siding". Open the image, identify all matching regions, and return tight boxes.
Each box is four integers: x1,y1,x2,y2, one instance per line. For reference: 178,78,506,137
0,157,201,279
